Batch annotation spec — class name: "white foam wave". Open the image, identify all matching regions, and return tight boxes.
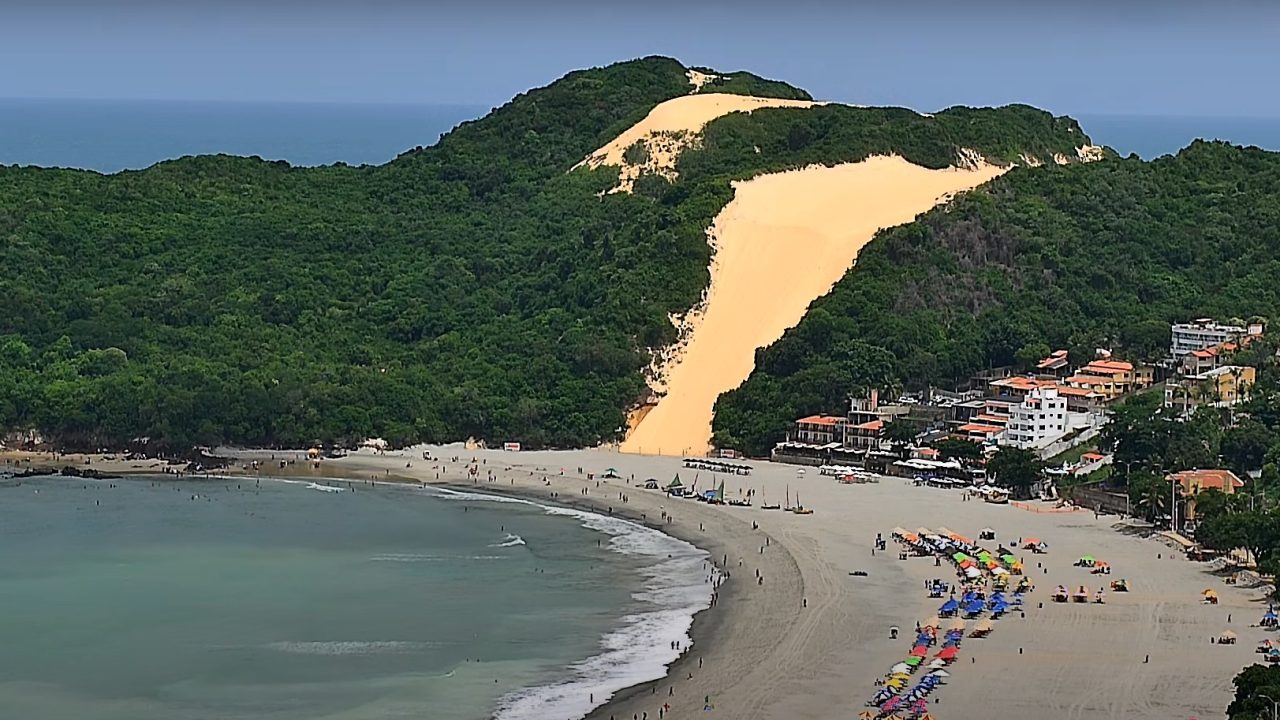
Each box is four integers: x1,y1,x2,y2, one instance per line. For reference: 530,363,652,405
491,533,526,548
437,488,714,720
265,640,436,656
369,553,506,562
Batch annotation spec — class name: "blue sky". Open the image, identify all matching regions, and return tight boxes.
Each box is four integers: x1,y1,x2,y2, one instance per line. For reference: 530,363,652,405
6,0,1280,116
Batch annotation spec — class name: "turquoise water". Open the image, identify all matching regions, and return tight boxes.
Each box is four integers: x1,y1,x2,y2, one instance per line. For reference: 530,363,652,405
0,476,709,720
0,99,486,172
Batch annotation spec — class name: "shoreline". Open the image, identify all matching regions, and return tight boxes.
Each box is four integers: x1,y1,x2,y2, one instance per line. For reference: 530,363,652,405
11,444,1268,719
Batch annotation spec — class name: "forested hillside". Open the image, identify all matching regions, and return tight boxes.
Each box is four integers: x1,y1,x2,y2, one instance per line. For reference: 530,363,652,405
713,141,1280,455
0,56,1094,451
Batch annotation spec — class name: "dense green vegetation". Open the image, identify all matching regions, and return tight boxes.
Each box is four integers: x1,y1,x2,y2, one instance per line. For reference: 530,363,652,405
0,56,1093,451
688,66,814,101
715,141,1280,455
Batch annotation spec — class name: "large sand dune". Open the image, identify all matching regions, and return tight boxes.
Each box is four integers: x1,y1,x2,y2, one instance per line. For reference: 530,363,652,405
621,156,1008,456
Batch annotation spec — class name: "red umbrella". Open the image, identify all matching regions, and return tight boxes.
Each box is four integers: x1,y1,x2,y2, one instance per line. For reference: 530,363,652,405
936,646,959,660
910,645,929,657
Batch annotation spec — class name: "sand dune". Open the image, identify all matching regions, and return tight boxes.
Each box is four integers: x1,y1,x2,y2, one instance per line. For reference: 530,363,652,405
575,93,821,193
621,156,1008,456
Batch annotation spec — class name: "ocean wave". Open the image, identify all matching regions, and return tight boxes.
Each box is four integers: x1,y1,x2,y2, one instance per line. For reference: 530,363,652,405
433,487,713,720
369,553,506,562
265,640,437,656
491,533,526,548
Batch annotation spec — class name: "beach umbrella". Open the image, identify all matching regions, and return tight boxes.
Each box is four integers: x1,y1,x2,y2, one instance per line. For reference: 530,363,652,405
1080,554,1096,564
859,712,876,720
905,655,923,667
890,662,912,675
952,552,970,563
948,618,966,631
928,659,947,669
939,599,959,614
936,646,959,660
910,645,929,657
928,669,950,678
921,616,941,629
991,566,1011,576
1001,554,1018,565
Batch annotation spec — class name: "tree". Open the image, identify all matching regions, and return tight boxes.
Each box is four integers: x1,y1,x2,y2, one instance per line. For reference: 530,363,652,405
882,419,919,458
1014,341,1051,371
1227,663,1280,718
987,447,1043,499
933,438,983,463
1198,511,1280,574
1222,420,1275,476
1127,471,1169,523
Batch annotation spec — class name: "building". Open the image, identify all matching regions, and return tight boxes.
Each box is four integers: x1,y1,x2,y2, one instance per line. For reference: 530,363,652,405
1165,365,1257,414
954,422,1004,443
1035,349,1071,378
1170,319,1249,359
791,415,845,446
1168,468,1245,522
988,376,1056,400
1002,386,1068,450
846,420,884,451
1063,359,1152,400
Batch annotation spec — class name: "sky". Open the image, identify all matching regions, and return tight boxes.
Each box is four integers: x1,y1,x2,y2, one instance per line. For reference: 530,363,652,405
6,0,1280,117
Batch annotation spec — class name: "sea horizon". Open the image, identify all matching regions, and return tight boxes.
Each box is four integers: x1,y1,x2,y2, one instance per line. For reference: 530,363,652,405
0,97,488,173
4,98,1280,173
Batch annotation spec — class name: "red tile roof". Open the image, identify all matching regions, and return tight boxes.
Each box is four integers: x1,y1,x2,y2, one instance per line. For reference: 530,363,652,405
797,415,842,426
854,420,884,431
957,423,1003,434
1169,469,1245,494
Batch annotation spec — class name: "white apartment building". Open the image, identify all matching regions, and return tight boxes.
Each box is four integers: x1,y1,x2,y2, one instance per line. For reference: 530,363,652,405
1170,319,1247,358
1002,386,1067,450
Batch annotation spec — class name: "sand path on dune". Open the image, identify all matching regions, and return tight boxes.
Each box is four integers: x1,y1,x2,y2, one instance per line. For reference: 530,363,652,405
622,156,1008,456
576,92,821,192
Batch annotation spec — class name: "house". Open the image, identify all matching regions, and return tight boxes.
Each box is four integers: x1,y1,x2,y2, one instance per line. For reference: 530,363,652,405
1170,319,1251,359
792,415,845,446
1164,365,1257,414
846,420,884,451
1168,469,1245,521
1054,385,1106,412
1064,359,1151,400
1002,386,1068,450
1035,349,1071,378
988,376,1056,400
954,423,1004,443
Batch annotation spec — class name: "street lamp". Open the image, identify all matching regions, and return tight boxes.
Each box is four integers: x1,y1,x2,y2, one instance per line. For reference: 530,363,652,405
1257,692,1279,720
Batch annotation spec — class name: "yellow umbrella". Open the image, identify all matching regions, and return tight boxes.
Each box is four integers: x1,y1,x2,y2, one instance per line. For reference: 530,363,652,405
948,619,966,631
920,616,941,629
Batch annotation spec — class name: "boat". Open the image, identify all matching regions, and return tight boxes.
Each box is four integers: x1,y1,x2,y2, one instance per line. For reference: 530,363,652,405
791,491,814,515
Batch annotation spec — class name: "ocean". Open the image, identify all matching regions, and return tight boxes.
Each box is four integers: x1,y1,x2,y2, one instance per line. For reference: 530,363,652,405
3,100,1280,174
0,476,711,720
1077,113,1280,159
0,99,487,172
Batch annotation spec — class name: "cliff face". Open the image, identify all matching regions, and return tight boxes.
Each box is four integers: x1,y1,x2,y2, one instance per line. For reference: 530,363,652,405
0,56,1101,451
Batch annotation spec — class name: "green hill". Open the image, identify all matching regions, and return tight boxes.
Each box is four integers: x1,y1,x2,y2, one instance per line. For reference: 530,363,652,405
713,140,1280,455
1,57,1096,451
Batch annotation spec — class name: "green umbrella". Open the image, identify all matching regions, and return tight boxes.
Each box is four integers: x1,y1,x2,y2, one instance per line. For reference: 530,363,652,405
904,656,922,666
1002,554,1017,565
976,551,993,562
1080,554,1095,563
666,476,683,489
952,552,969,563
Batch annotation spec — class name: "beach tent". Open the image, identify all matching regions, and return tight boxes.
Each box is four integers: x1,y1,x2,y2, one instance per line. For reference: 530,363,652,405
665,477,683,490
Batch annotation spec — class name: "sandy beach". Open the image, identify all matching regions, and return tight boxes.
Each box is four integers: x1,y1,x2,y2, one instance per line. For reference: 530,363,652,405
622,158,1008,456
197,444,1263,720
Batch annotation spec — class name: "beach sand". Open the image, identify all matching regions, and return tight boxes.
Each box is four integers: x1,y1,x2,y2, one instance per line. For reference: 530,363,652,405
622,157,1008,456
212,444,1262,720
